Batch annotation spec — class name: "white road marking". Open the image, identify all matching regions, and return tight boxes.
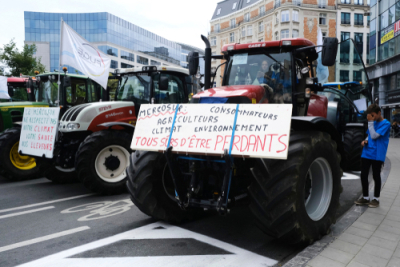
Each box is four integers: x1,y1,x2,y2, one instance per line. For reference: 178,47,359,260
17,222,278,267
0,206,55,220
342,172,361,180
0,194,94,214
0,226,90,253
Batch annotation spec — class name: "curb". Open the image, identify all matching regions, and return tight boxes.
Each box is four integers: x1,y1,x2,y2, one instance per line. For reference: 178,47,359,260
281,157,392,267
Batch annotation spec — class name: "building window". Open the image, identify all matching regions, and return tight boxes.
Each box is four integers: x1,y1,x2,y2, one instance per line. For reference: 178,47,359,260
230,18,236,28
121,50,134,62
281,29,289,39
275,31,279,40
259,21,264,32
354,14,364,25
211,37,217,46
259,38,264,42
322,32,327,40
293,10,299,22
244,12,250,22
389,5,395,25
121,62,134,68
110,60,118,69
137,56,149,65
340,32,350,63
341,12,351,24
151,60,161,66
366,33,370,64
281,10,289,22
353,71,362,82
354,0,363,5
319,13,326,25
215,24,220,32
242,27,246,37
232,2,237,9
354,33,363,63
294,0,302,6
275,0,281,8
260,6,265,16
340,70,349,82
247,25,253,36
367,16,370,26
230,32,235,43
318,0,327,8
292,29,299,38
341,0,350,3
98,45,118,57
380,10,388,30
217,8,221,15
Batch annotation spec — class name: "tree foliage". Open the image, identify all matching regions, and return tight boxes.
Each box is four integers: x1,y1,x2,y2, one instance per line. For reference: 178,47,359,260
0,39,46,77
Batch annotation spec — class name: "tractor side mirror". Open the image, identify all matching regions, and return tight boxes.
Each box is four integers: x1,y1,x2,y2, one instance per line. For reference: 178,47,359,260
321,37,338,66
8,86,14,97
188,51,199,76
159,74,169,91
63,76,71,87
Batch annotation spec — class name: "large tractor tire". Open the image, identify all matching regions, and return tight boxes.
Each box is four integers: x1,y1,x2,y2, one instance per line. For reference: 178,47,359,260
42,165,78,184
75,131,132,195
248,131,342,245
343,127,364,172
126,151,198,223
0,127,44,181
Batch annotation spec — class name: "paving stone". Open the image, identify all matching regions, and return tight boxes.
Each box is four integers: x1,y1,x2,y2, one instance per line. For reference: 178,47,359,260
320,247,355,264
308,255,345,267
367,205,390,216
345,226,374,239
367,236,398,251
382,218,400,230
373,229,400,242
377,224,400,236
393,247,400,259
359,243,394,260
346,261,371,267
357,213,385,226
338,232,368,247
352,221,378,232
329,239,362,255
353,251,389,267
387,257,400,267
386,214,400,223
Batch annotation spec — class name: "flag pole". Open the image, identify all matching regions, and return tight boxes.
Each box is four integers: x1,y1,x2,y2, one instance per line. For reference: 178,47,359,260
57,17,64,107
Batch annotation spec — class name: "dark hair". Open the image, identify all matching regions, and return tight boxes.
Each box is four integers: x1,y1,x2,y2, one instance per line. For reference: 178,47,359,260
366,103,381,114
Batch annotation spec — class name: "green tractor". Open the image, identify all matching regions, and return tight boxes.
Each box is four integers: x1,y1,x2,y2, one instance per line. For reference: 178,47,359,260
0,72,106,181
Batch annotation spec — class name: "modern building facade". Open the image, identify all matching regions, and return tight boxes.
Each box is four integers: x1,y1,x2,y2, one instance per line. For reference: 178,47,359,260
366,0,400,123
209,0,370,87
24,12,183,74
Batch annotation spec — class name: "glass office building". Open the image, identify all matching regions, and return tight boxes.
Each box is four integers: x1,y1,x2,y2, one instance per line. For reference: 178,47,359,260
366,0,400,122
24,12,182,73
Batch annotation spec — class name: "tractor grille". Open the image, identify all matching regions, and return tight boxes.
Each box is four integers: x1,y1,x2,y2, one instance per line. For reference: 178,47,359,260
61,104,91,122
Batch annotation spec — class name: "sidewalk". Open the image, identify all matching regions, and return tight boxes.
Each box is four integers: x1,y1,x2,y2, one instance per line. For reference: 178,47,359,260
306,138,400,267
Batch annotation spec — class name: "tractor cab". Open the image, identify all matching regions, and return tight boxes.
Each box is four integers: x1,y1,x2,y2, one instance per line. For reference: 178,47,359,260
115,66,190,116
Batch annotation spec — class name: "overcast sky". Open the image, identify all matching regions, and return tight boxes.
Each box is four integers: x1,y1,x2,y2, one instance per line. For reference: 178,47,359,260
0,0,218,52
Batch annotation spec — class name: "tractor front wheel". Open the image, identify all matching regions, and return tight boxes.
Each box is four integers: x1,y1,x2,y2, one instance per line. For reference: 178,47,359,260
249,131,342,244
75,131,132,195
0,127,44,181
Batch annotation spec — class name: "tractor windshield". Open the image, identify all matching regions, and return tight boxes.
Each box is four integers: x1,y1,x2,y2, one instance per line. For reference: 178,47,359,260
7,82,32,102
224,51,293,103
37,75,59,106
117,74,152,105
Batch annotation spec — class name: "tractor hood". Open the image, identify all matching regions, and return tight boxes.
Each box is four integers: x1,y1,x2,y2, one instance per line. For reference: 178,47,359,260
193,85,266,103
59,101,136,132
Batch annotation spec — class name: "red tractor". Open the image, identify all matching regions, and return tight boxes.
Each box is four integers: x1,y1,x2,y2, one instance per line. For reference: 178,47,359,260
126,36,372,244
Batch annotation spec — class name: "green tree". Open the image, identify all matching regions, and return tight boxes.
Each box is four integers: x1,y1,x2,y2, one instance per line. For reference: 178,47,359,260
0,39,46,77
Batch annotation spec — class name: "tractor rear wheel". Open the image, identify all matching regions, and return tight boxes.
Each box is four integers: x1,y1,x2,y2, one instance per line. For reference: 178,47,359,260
126,151,198,223
248,131,342,244
0,127,43,181
75,131,132,195
343,127,364,172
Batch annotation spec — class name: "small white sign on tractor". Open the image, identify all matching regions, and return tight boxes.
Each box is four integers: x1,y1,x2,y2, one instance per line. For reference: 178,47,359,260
18,107,60,158
131,104,292,159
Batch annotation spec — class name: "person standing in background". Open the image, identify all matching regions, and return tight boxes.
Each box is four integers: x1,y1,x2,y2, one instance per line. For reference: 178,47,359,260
355,104,391,208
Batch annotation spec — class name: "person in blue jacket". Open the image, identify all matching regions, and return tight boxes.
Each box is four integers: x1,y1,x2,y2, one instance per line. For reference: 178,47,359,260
355,104,391,208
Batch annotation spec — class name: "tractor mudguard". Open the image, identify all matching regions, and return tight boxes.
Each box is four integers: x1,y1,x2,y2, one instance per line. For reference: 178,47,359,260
97,122,135,131
291,116,344,161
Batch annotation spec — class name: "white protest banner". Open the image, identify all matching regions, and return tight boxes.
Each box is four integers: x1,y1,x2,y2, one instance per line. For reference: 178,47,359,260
0,76,10,99
131,104,292,159
19,108,60,158
60,20,111,89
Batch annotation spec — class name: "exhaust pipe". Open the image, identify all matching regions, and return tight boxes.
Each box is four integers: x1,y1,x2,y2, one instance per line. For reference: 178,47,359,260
201,35,211,90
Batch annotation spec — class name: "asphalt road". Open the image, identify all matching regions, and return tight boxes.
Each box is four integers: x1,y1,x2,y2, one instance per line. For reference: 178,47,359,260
0,169,378,267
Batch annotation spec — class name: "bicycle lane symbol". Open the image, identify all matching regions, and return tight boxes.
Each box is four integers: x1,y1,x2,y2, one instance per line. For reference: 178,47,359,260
61,199,134,221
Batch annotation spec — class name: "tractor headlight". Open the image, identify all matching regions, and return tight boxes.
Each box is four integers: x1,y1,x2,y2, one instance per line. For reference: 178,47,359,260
66,123,80,131
306,77,314,85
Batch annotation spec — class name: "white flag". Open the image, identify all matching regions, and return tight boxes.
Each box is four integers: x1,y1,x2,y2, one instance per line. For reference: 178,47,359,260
0,76,10,99
60,21,111,89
